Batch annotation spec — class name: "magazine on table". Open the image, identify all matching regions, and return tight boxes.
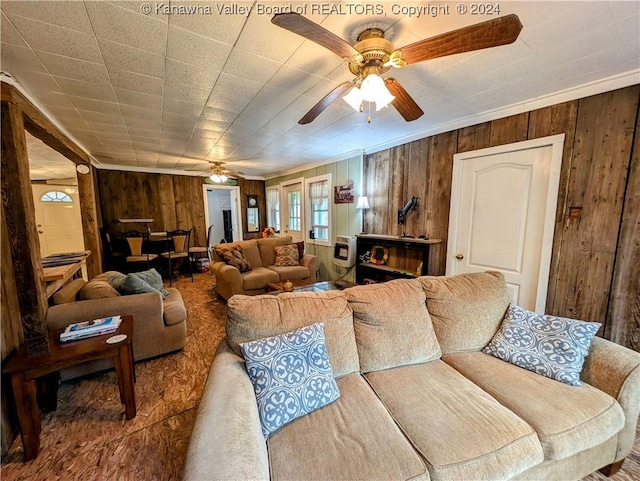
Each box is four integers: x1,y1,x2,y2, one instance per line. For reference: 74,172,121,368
60,315,122,342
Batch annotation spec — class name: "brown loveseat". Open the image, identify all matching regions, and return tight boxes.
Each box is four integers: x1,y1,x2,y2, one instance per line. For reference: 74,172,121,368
211,236,320,300
184,271,640,481
46,271,187,380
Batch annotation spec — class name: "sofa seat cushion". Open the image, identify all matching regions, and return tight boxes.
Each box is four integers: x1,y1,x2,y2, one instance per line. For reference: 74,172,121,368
365,360,543,481
227,292,359,378
266,265,310,281
163,287,187,326
345,279,441,373
241,267,279,290
268,373,428,481
443,351,625,461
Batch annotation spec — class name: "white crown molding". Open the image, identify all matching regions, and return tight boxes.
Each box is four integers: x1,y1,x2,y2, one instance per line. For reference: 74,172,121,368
0,72,99,166
267,69,640,179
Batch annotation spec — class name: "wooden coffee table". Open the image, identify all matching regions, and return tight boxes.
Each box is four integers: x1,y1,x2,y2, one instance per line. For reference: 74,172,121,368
267,278,314,292
2,315,136,460
268,280,356,294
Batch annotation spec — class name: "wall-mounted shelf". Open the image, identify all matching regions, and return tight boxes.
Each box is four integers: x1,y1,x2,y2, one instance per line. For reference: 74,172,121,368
355,234,442,284
117,218,154,223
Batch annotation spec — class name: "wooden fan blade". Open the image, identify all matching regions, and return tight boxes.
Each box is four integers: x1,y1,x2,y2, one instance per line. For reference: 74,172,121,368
299,82,353,124
385,79,424,122
272,13,359,59
398,14,522,65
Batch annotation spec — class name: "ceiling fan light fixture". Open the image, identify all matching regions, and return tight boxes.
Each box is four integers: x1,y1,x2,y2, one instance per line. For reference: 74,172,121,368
361,73,395,110
210,173,221,183
220,174,228,183
375,88,396,111
343,86,364,111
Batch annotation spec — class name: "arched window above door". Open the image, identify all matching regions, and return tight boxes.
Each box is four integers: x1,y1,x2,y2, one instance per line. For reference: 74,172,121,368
40,191,73,203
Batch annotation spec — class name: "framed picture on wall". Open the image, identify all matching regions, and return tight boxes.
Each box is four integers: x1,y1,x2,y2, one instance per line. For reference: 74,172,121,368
247,195,259,232
334,182,354,204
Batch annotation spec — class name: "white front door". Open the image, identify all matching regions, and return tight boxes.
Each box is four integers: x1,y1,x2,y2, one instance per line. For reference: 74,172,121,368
32,184,85,257
281,180,304,242
446,135,564,312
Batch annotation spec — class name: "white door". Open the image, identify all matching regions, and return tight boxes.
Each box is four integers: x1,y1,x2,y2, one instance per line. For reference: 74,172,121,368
32,185,85,257
203,185,243,244
281,180,304,242
446,135,564,312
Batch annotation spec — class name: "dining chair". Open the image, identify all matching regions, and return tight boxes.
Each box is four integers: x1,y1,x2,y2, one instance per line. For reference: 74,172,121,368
189,225,214,261
124,230,158,272
160,228,193,285
101,228,126,271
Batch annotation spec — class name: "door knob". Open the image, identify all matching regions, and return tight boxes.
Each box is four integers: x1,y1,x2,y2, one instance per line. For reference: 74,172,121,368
455,254,464,260
38,230,44,234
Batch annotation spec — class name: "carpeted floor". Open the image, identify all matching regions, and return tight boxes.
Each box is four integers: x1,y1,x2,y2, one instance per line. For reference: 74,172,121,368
1,272,639,480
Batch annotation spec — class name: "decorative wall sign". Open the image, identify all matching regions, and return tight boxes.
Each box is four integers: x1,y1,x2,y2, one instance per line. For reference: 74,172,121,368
334,182,354,204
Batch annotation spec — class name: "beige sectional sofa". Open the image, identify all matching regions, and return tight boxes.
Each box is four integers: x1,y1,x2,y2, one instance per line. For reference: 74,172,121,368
211,236,320,300
184,271,640,481
46,271,187,380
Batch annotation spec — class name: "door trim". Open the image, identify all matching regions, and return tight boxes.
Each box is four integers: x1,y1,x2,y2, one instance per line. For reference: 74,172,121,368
446,134,565,312
279,177,305,240
202,184,243,242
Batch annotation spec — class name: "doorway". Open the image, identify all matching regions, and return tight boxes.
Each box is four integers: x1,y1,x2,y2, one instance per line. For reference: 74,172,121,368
280,178,304,242
446,134,564,313
202,185,242,245
32,183,85,257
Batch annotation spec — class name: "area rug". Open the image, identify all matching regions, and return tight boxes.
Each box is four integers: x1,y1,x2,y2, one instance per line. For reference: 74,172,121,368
1,272,639,480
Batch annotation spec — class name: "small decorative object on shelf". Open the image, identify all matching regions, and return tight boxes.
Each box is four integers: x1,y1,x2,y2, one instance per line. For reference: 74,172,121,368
416,262,423,277
359,250,371,263
262,227,276,238
283,280,294,292
369,246,389,265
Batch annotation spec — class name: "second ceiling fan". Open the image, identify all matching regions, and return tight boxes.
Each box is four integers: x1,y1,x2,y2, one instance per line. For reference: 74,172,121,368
271,13,523,124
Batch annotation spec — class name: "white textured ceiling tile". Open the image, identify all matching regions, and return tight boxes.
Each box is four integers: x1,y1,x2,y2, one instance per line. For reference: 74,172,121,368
35,52,110,85
615,15,640,60
1,43,47,73
70,97,121,115
201,106,237,123
609,1,640,20
166,26,232,70
163,98,204,117
197,118,232,132
235,11,302,62
54,77,117,102
124,116,162,130
267,66,325,96
212,73,263,99
192,129,223,142
165,58,220,89
7,15,101,62
108,1,168,22
280,40,344,77
128,128,162,141
1,1,94,34
38,94,77,110
115,88,163,111
109,69,164,96
79,111,125,127
206,94,252,114
98,38,165,78
1,12,27,47
163,82,212,105
223,49,282,84
162,110,195,126
84,123,128,135
13,71,62,96
168,3,246,44
86,2,167,54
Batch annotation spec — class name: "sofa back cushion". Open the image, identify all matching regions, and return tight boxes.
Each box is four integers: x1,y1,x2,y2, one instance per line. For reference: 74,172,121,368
78,271,121,300
418,271,511,355
257,236,293,266
214,240,262,268
226,291,360,378
345,279,442,373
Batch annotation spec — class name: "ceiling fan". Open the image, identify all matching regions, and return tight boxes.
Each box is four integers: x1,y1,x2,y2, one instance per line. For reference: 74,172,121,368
271,13,523,124
206,162,244,183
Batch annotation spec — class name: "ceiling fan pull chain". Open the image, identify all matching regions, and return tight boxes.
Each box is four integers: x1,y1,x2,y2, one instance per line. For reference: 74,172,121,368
367,102,372,124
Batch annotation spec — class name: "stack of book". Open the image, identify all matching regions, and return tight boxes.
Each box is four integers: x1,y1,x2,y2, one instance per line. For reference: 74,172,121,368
60,315,122,342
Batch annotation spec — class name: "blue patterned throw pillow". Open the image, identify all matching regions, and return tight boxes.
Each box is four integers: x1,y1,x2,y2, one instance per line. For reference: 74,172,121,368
483,304,601,386
240,323,340,439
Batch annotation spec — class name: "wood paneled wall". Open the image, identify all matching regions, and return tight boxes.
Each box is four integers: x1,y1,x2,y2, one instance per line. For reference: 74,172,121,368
364,85,640,351
97,171,267,246
238,179,268,240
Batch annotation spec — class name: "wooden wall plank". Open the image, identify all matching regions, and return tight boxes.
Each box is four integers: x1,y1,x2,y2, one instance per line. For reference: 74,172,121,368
363,153,376,234
528,101,579,316
546,87,639,322
0,101,49,357
457,122,491,152
489,113,529,147
238,179,267,240
605,101,640,350
159,175,177,232
389,144,408,237
173,176,206,247
426,131,457,275
406,138,430,237
373,150,391,234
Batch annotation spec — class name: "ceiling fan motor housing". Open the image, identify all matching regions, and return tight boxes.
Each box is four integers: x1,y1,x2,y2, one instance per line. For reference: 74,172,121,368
349,28,394,76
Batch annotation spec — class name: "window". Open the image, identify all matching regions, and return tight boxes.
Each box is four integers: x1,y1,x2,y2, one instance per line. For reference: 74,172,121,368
266,187,280,232
40,191,73,202
305,174,331,246
288,191,301,231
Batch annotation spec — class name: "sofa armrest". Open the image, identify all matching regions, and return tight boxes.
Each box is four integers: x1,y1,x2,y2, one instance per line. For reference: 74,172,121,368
300,254,320,283
211,261,244,300
581,336,640,461
183,340,269,481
